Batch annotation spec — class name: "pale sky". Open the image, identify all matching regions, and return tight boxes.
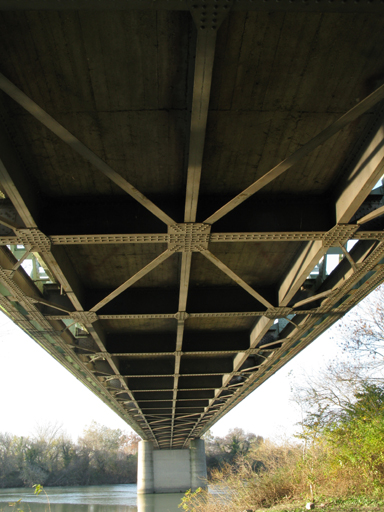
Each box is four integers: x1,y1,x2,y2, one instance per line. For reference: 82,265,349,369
0,307,345,442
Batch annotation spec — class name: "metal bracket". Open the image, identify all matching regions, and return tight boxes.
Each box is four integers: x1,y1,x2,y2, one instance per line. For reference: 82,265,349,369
89,352,108,362
0,267,28,303
189,0,234,32
71,311,98,325
168,223,211,252
322,224,358,248
264,307,293,319
14,228,51,253
174,311,189,321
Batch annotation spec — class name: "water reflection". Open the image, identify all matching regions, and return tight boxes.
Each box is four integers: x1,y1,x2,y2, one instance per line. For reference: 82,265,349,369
0,485,137,511
137,493,183,512
0,485,183,512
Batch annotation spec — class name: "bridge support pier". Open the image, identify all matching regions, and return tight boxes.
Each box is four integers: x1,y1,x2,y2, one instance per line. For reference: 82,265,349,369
137,439,207,494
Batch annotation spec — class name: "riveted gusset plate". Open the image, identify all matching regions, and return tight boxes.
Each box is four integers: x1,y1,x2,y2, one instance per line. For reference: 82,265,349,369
188,0,234,31
168,223,211,252
14,229,51,253
71,311,99,325
322,224,359,248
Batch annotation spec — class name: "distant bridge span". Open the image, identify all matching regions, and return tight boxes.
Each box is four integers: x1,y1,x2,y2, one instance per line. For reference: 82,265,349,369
1,0,384,493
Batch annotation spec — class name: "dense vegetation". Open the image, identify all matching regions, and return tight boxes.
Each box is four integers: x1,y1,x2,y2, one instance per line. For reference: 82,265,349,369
0,422,262,489
0,422,140,488
183,287,384,511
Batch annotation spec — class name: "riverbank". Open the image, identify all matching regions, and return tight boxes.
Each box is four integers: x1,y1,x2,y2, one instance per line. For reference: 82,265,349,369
184,495,384,512
256,500,384,512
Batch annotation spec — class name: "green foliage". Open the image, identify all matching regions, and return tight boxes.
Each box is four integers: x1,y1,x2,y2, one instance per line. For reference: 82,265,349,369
33,484,43,495
321,384,384,487
203,428,263,475
179,487,202,512
0,422,140,488
7,498,23,512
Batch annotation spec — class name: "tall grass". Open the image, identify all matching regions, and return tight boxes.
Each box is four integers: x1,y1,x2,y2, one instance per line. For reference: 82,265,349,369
181,437,384,512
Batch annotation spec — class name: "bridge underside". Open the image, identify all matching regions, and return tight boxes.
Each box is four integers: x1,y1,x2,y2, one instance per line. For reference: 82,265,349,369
1,1,384,449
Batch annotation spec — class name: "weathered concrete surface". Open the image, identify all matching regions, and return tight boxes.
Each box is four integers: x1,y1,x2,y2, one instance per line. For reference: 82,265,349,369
138,439,207,493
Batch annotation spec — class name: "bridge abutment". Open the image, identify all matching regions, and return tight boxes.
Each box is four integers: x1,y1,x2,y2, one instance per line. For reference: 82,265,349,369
137,439,207,494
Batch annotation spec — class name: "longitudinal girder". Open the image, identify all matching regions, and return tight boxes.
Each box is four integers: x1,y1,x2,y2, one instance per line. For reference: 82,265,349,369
1,1,384,448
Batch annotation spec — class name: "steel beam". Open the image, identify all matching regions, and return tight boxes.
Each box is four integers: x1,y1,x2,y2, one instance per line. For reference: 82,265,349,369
204,85,384,225
90,250,173,313
202,249,273,309
336,114,384,224
0,73,175,226
184,29,217,223
1,0,384,11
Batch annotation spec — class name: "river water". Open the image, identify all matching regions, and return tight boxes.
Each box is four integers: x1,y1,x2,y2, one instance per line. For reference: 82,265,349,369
0,485,186,512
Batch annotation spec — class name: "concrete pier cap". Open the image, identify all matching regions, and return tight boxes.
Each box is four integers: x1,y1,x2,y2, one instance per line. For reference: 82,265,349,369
137,439,207,494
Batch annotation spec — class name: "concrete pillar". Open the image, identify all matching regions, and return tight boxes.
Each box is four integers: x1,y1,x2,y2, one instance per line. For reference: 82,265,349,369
137,440,207,494
153,448,191,493
190,439,207,490
137,440,154,494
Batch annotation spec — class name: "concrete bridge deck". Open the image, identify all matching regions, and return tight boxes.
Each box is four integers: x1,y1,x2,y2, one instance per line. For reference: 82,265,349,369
1,1,384,458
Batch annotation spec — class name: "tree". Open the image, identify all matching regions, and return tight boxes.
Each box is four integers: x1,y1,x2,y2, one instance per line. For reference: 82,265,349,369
120,431,141,455
293,285,384,435
339,285,384,380
202,428,263,475
78,421,122,452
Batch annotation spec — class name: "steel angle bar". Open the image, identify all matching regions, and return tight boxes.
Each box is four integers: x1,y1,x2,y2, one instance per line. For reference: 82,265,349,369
0,215,21,231
99,314,176,319
0,73,175,226
90,250,173,312
26,296,73,314
111,352,175,357
355,231,384,240
357,205,384,225
184,29,217,223
204,83,384,225
201,249,273,308
178,253,192,313
338,244,358,272
9,245,34,275
209,232,327,242
292,289,336,309
50,233,169,245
